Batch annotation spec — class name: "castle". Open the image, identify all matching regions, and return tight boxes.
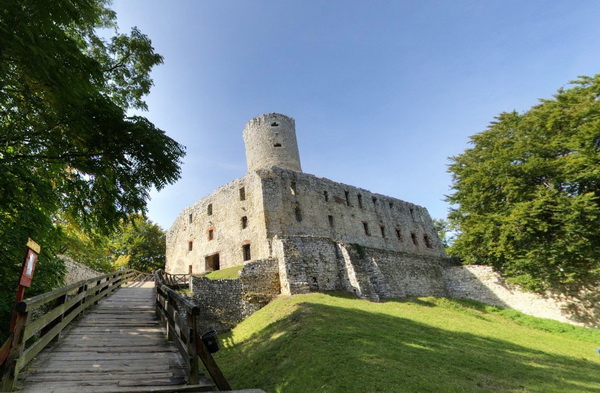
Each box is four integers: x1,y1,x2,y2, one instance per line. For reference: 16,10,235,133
166,113,450,301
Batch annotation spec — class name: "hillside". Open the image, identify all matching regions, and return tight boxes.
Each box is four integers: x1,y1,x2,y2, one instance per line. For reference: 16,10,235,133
213,293,600,393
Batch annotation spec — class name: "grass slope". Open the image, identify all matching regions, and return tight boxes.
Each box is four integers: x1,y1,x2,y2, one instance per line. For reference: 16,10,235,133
205,265,244,279
214,293,600,393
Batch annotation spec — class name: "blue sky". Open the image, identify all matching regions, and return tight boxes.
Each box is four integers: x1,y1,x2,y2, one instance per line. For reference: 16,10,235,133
109,0,600,230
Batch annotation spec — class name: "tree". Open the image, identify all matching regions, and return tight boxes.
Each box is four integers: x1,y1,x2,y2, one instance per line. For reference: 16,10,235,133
0,0,184,341
447,75,600,292
111,215,166,272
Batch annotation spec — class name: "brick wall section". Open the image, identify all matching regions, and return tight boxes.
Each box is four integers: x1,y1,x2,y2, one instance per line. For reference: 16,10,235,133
443,265,599,327
191,259,281,332
62,256,102,284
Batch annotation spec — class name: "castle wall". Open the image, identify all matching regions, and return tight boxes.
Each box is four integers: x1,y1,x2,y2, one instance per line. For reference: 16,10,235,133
260,167,445,258
165,172,271,274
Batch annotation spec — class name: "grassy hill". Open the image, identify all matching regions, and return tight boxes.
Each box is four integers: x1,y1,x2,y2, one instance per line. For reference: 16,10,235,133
213,293,600,393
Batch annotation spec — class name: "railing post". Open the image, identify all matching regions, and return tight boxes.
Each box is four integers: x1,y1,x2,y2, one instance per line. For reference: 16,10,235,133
0,310,29,392
187,312,200,384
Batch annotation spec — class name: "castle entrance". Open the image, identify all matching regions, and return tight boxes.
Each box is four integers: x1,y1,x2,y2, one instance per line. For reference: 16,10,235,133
205,253,220,272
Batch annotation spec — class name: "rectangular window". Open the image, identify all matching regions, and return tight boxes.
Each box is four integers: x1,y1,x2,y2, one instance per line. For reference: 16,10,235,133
290,181,297,195
372,197,378,206
424,234,433,248
389,202,394,209
324,191,329,202
243,244,251,261
396,229,402,241
345,191,350,206
208,229,214,241
207,203,213,216
411,232,418,246
205,254,220,272
380,225,386,238
328,215,334,228
188,241,193,251
188,213,193,223
239,187,246,201
357,194,363,209
241,216,248,229
363,222,370,236
188,265,193,274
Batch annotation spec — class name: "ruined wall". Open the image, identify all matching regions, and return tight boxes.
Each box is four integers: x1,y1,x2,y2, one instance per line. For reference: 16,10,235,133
62,256,102,284
260,168,445,258
166,172,271,274
273,236,449,301
443,265,599,328
190,259,280,332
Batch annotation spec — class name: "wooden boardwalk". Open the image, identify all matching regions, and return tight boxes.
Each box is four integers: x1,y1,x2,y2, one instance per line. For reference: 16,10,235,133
16,281,213,393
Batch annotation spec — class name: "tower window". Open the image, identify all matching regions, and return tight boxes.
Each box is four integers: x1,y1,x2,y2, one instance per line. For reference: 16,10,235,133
295,206,303,222
239,187,246,201
271,122,279,127
328,215,334,228
389,202,394,209
424,234,433,248
380,225,386,238
241,216,248,229
345,191,350,206
357,194,363,209
396,229,402,241
188,241,193,251
274,143,282,147
208,228,215,241
324,191,329,202
207,204,213,216
372,197,378,206
290,181,297,195
411,232,418,246
363,222,370,236
243,244,251,261
188,213,193,223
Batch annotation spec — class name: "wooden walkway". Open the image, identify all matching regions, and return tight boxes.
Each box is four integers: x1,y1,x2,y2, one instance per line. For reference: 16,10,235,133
16,281,213,393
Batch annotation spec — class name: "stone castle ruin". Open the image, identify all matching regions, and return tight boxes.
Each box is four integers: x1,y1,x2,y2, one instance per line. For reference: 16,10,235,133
166,113,598,328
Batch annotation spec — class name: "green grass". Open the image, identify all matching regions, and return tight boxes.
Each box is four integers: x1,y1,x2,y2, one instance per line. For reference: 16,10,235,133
213,293,600,393
205,265,244,280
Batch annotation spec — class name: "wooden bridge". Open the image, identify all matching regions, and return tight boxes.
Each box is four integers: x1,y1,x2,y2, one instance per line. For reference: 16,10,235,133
0,270,260,393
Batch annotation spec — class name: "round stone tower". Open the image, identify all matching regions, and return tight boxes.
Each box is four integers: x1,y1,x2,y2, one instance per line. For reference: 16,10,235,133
243,113,302,173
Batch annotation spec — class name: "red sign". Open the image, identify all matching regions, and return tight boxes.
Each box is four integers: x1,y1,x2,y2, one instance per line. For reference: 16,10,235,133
19,249,38,288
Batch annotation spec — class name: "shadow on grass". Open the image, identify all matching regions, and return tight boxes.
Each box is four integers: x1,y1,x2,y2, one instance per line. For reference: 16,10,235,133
216,299,599,393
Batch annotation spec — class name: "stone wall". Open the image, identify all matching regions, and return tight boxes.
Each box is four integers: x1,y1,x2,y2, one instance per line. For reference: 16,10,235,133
273,235,449,301
443,265,599,327
191,259,280,332
62,256,102,285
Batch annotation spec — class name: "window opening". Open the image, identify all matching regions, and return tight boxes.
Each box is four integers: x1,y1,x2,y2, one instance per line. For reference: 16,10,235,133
207,203,213,216
345,191,350,206
380,225,386,238
188,213,193,223
357,194,363,209
395,229,402,241
372,197,378,206
208,228,215,241
424,234,433,248
241,216,248,229
188,241,193,251
295,206,303,222
274,143,282,147
389,202,394,209
363,222,370,236
188,265,193,274
290,181,297,195
239,187,246,201
243,244,251,261
411,232,418,246
205,254,220,272
271,122,279,127
328,215,334,228
324,191,329,202
409,207,414,220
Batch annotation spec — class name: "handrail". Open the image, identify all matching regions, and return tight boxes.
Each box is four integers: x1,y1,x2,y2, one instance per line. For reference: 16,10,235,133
155,270,231,390
0,269,139,392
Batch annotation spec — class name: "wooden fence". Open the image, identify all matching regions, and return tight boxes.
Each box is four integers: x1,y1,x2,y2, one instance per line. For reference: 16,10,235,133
155,269,231,391
0,269,138,391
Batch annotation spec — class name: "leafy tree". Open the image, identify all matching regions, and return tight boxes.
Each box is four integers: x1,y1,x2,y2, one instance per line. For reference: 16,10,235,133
432,218,453,248
111,215,166,272
447,75,600,292
0,0,184,341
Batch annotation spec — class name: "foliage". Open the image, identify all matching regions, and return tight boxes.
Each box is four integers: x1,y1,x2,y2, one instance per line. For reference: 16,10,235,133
215,293,600,393
433,218,453,248
447,75,600,292
110,215,166,272
0,0,183,341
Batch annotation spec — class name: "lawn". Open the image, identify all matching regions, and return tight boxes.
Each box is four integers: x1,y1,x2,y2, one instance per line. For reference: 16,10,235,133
213,293,600,393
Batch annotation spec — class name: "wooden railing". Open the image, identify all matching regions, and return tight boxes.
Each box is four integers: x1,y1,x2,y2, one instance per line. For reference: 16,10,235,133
0,269,138,392
155,270,231,391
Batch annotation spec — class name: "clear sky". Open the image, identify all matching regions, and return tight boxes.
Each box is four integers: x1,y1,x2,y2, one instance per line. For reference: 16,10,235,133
109,0,600,230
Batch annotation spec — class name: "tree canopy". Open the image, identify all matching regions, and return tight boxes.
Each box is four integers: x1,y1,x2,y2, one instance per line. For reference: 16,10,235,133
447,75,600,292
0,0,184,340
